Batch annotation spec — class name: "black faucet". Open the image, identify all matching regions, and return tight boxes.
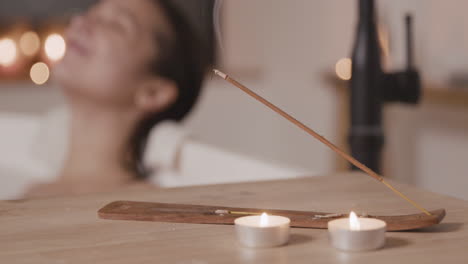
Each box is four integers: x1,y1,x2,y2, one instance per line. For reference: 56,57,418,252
349,0,421,173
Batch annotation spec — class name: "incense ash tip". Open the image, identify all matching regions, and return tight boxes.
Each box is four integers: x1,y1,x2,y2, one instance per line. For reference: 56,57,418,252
212,69,228,79
215,209,229,215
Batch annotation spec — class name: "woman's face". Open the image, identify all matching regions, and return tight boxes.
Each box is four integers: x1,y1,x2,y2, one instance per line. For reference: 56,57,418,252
54,0,170,107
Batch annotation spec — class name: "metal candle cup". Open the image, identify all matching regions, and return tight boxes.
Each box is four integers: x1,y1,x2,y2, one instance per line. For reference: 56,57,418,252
234,213,290,248
328,212,386,251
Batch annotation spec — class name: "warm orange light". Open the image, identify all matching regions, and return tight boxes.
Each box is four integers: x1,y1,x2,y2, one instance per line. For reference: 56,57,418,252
20,31,41,57
0,38,17,66
30,62,50,85
378,24,390,62
44,34,66,61
335,58,352,81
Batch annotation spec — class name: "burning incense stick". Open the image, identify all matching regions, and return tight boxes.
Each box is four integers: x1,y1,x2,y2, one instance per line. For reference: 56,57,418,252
213,69,431,216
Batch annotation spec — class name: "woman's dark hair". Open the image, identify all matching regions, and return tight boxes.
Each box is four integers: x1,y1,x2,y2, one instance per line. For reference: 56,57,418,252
129,0,213,179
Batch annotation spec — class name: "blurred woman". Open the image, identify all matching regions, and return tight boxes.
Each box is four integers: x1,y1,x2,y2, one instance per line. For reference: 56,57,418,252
26,0,211,196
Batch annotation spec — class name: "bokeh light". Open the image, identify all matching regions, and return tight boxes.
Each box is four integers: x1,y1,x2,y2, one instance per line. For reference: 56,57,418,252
20,31,41,57
0,38,18,67
335,58,352,81
44,34,66,61
30,62,50,85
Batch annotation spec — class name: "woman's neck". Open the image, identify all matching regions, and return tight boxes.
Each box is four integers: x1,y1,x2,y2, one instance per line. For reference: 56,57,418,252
60,102,140,188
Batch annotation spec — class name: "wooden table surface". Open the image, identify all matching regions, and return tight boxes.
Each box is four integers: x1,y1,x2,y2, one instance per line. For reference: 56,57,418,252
1,172,467,263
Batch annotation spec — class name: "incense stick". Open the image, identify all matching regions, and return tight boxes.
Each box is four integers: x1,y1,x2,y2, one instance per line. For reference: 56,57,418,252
215,210,262,215
213,69,431,216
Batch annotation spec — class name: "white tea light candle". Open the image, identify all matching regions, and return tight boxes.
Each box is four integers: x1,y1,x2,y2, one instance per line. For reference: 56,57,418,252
328,211,386,251
235,213,290,248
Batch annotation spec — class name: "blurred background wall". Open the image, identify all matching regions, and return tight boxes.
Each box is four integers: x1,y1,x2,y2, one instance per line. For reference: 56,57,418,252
0,0,467,199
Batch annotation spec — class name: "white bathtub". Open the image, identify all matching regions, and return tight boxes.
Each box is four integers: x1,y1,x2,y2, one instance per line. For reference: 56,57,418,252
0,111,310,200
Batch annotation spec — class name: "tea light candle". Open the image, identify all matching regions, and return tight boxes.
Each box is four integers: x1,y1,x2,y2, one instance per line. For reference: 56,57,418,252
234,213,290,248
328,211,386,251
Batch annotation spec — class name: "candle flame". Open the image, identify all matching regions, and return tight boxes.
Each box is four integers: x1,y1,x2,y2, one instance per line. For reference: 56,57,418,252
260,212,269,227
349,211,361,231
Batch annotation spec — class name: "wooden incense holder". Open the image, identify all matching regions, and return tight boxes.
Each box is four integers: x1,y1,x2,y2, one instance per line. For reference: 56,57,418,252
98,201,445,231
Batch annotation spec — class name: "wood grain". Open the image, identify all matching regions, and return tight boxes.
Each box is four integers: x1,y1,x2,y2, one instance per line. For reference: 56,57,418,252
98,201,445,231
1,172,468,264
